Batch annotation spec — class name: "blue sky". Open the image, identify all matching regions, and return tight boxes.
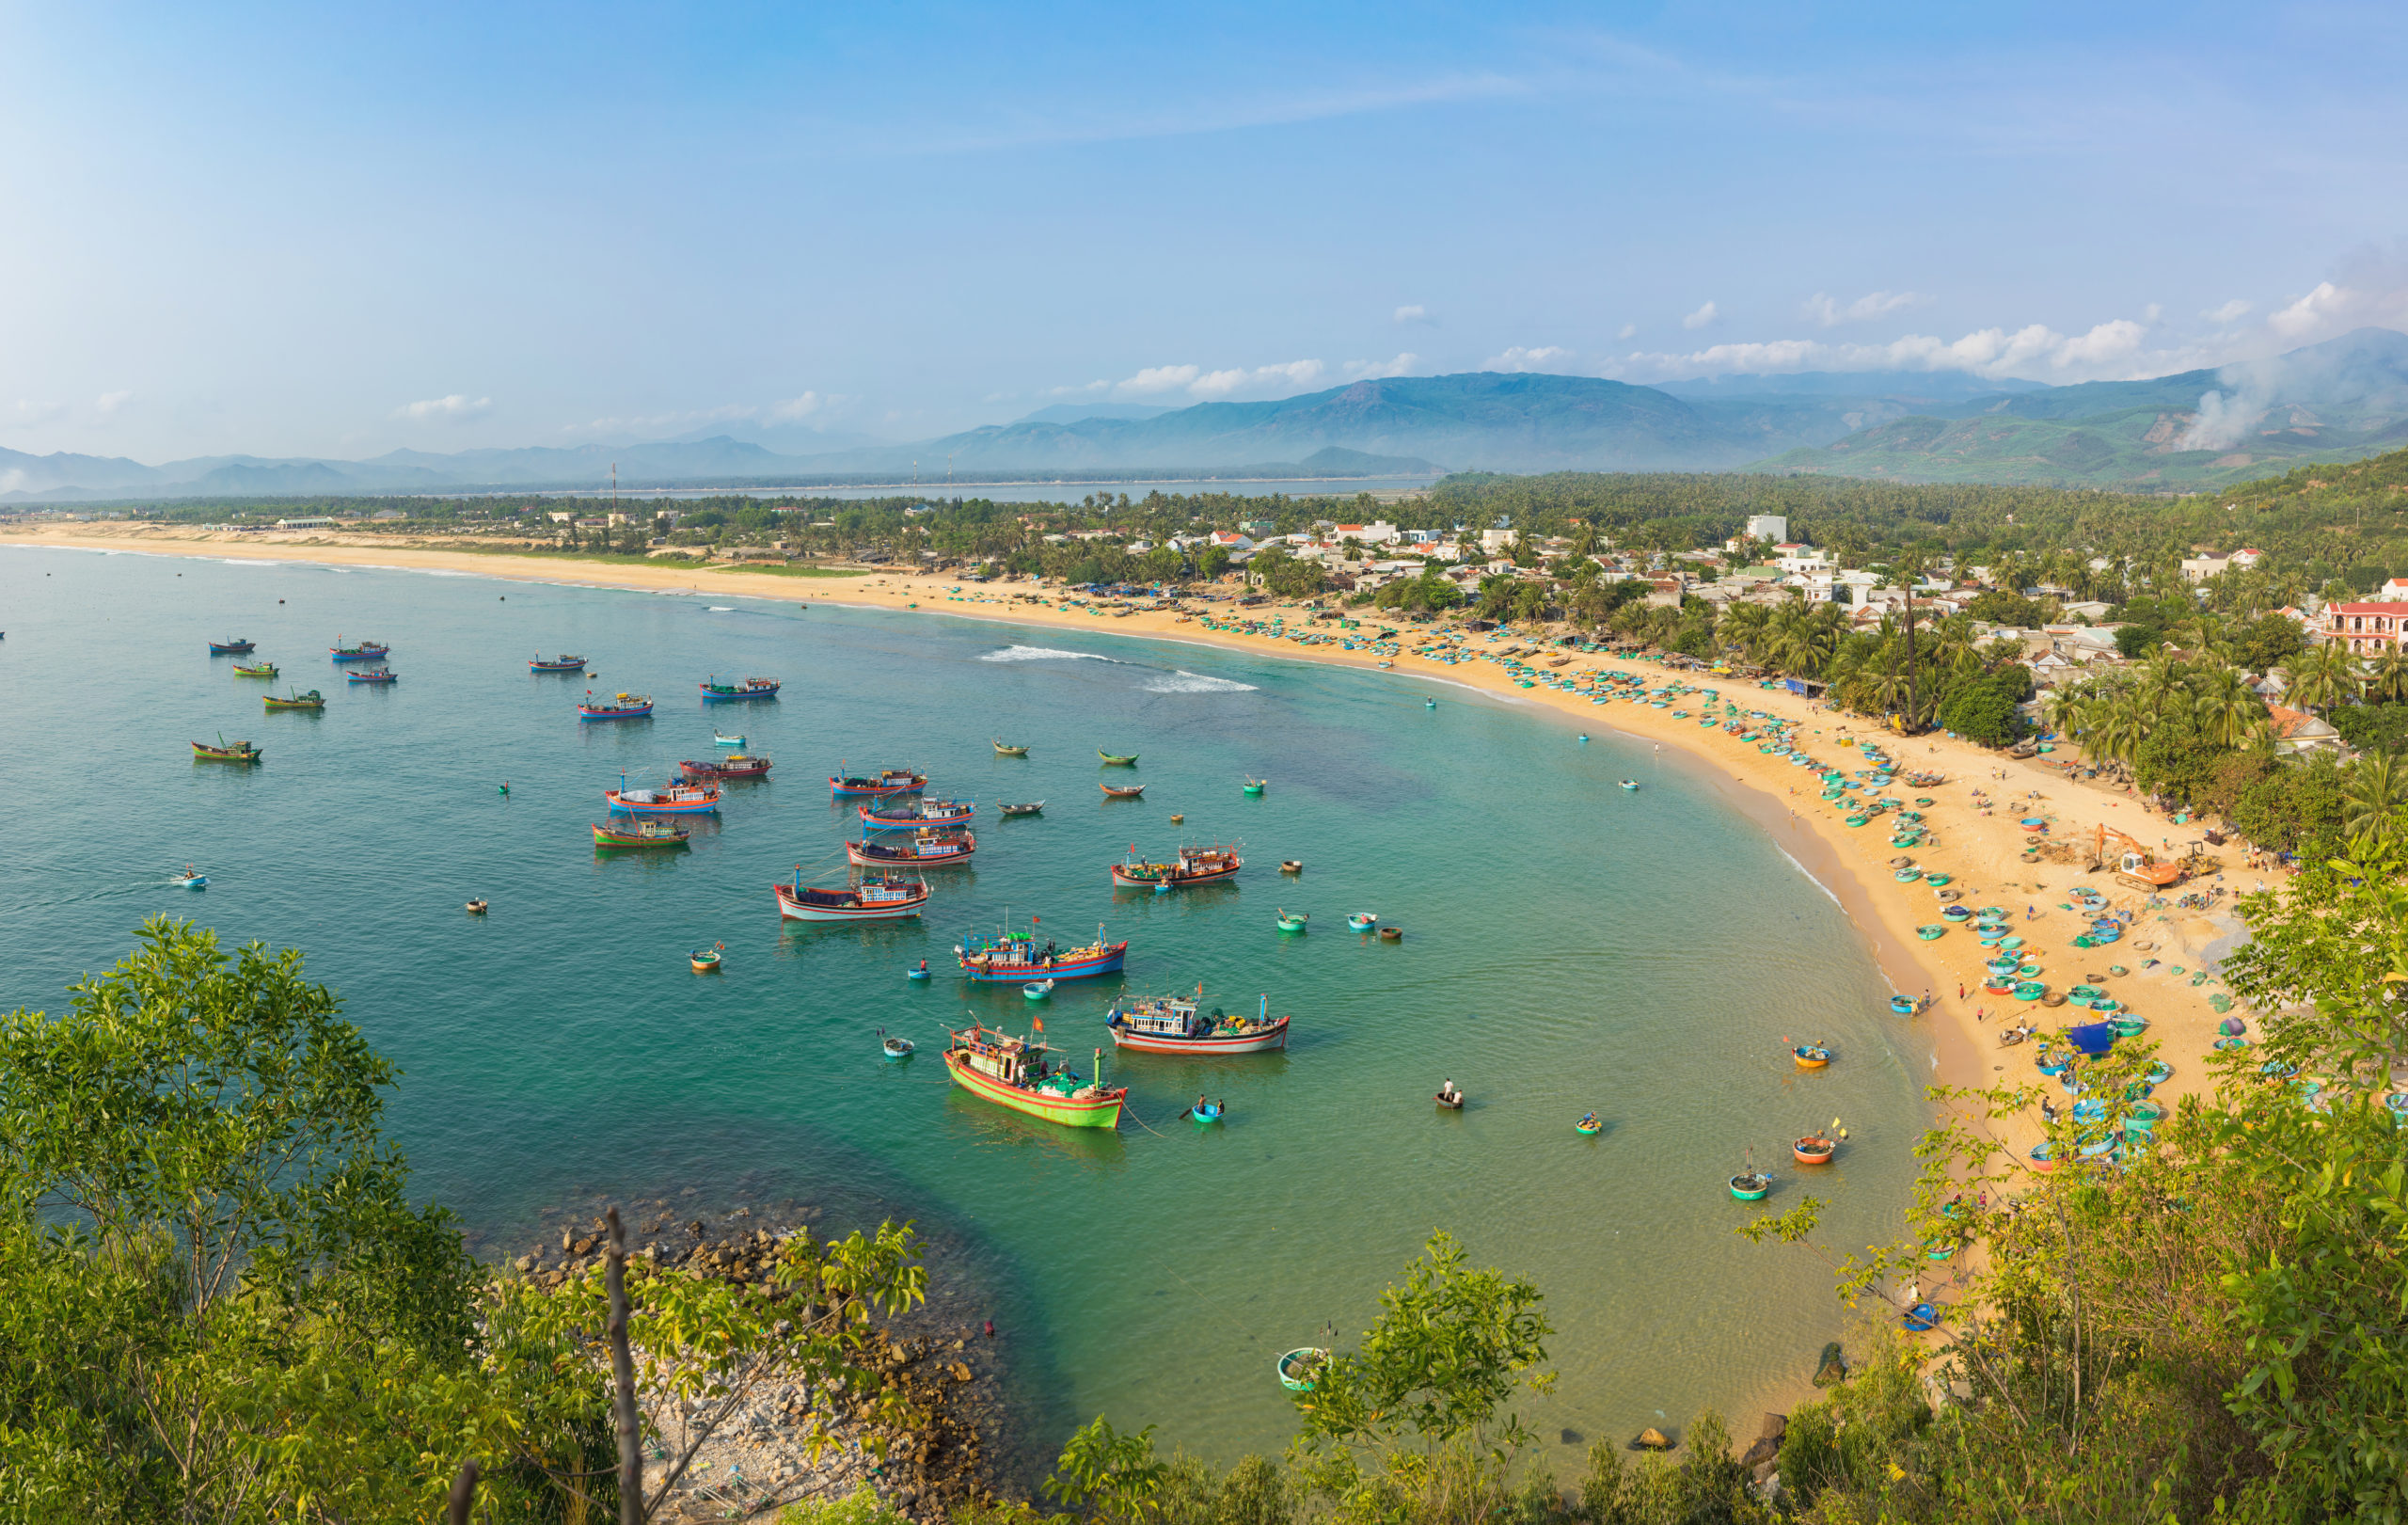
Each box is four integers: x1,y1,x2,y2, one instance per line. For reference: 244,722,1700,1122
3,0,2404,461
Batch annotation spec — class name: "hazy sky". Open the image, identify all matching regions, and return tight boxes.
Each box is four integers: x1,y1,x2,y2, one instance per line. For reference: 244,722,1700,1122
4,1,2405,462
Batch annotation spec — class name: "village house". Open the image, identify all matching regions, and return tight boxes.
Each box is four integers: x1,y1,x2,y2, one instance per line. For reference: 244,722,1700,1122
2267,704,2346,756
2323,601,2408,654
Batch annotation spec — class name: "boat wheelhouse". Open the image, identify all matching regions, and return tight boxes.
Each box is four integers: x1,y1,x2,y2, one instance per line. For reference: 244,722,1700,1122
773,871,930,922
700,675,782,702
831,768,927,798
957,920,1128,982
1109,843,1242,888
1107,991,1291,1054
848,829,975,867
943,1025,1126,1128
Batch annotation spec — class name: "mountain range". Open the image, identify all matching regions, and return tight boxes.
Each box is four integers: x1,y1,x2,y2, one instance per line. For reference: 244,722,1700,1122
7,329,2405,502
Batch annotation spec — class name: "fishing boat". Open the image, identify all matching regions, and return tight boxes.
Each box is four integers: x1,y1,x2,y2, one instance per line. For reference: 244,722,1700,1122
958,920,1128,982
1794,1043,1831,1069
699,675,782,702
690,943,724,973
191,736,262,764
848,829,976,867
880,1029,914,1059
578,691,654,721
1793,1133,1837,1166
592,818,691,850
465,898,486,913
1347,912,1377,931
713,732,747,748
208,639,256,655
263,689,325,710
993,739,1029,756
1434,1087,1465,1110
170,865,208,889
1110,843,1242,888
773,870,930,922
679,754,772,781
1244,777,1266,796
831,768,927,798
1107,991,1291,1054
1000,801,1044,817
1023,978,1054,1000
329,640,390,661
1276,1348,1327,1392
1730,1170,1771,1200
345,667,398,684
859,798,974,829
1098,750,1139,766
1618,780,1640,791
605,780,722,815
1275,909,1308,932
1575,1111,1602,1136
530,654,587,672
1100,783,1147,799
943,1025,1126,1128
231,660,277,678
1189,1099,1225,1123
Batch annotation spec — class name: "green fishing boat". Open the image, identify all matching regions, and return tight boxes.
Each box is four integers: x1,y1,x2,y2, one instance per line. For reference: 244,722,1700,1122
231,661,278,678
1099,749,1139,766
264,689,325,711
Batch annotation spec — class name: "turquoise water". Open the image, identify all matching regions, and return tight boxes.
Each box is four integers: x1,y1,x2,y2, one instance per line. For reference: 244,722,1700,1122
0,546,1929,1469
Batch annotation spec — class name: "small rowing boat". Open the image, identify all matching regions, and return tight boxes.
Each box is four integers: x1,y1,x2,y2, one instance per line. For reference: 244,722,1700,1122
191,736,262,764
345,667,397,684
605,780,722,815
1619,780,1640,791
700,675,781,702
1108,990,1291,1054
170,866,208,889
592,818,691,850
1794,1043,1831,1070
1575,1112,1602,1136
1244,777,1266,796
1100,783,1146,799
690,943,723,973
713,732,747,748
993,739,1029,756
231,660,277,677
944,1025,1126,1128
1434,1087,1465,1110
1793,1133,1836,1166
1023,978,1054,1000
329,640,389,661
1730,1170,1772,1200
1275,909,1308,932
848,829,975,867
831,768,927,798
530,654,587,672
1098,750,1139,766
1000,801,1044,817
263,689,325,710
774,870,930,922
1347,912,1377,931
208,639,256,655
1277,1348,1327,1392
1111,843,1241,888
578,691,653,721
880,1029,914,1059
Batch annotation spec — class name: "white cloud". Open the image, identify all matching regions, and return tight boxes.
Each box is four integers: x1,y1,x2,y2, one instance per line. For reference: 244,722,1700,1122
2268,280,2358,339
1392,304,1434,326
1047,380,1112,397
2143,304,2163,324
1616,323,1638,341
2204,299,2253,324
397,394,494,422
1117,364,1203,396
95,389,133,416
1188,368,1252,398
1343,353,1419,380
1612,314,2176,385
1802,290,1929,326
1115,359,1329,401
766,391,824,421
1482,345,1573,372
1681,301,1719,330
561,395,851,437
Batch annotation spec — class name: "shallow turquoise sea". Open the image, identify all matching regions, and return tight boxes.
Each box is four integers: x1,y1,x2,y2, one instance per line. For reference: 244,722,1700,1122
0,547,1930,1469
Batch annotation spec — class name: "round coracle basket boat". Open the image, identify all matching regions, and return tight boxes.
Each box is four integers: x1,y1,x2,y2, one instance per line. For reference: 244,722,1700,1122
1276,1348,1327,1392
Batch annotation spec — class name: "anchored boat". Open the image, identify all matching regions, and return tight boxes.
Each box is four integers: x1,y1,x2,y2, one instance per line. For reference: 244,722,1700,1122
578,691,654,721
848,829,976,867
993,739,1029,756
1107,990,1291,1054
700,675,781,702
1098,750,1139,766
679,754,772,781
530,654,587,672
1111,843,1241,888
832,768,927,798
773,869,930,922
1100,782,1146,799
605,779,722,815
345,667,398,684
208,639,256,655
943,1025,1126,1128
1000,801,1045,817
231,660,277,678
592,818,691,850
958,919,1128,982
330,640,390,661
191,736,262,763
860,797,974,829
263,689,325,710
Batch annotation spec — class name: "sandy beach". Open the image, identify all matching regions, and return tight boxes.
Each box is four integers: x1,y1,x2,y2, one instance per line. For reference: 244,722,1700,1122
5,522,2246,1164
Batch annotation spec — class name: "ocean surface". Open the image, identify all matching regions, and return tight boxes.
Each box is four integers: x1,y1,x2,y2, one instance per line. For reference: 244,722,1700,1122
0,545,1930,1472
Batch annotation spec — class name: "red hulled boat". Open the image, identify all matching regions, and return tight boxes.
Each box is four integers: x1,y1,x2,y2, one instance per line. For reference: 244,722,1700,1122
773,870,930,922
831,768,927,798
1107,990,1291,1054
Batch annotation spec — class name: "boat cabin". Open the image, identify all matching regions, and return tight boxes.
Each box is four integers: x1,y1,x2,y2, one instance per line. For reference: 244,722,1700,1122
1117,995,1206,1039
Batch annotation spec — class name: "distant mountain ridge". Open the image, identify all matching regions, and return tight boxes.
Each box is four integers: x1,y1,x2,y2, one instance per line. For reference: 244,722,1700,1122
6,328,2404,500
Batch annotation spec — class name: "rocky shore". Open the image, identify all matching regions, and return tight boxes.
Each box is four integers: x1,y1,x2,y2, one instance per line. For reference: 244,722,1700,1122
513,1200,1017,1523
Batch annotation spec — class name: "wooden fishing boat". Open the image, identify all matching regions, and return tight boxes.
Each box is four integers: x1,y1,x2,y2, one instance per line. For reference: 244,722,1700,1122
1793,1133,1836,1166
831,768,927,798
191,737,262,763
859,798,974,829
1101,782,1146,799
773,870,930,922
713,732,747,748
1098,750,1139,766
699,675,781,702
530,654,587,672
1347,913,1377,931
690,943,723,972
958,921,1128,982
999,801,1044,817
345,667,398,684
1619,780,1640,791
465,898,487,913
1379,926,1402,941
329,640,389,661
1793,1043,1832,1070
263,689,325,710
231,660,277,677
1276,1348,1327,1392
1275,909,1308,932
679,754,771,782
578,691,653,721
880,1030,914,1059
992,739,1029,756
1434,1088,1465,1110
605,781,722,815
1730,1171,1772,1200
1110,843,1241,888
1107,991,1291,1054
1244,777,1266,796
943,1025,1126,1128
592,818,691,849
848,829,975,867
208,639,256,655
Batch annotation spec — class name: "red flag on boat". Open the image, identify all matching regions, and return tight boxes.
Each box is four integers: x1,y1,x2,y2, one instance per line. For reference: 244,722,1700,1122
1031,1013,1043,1033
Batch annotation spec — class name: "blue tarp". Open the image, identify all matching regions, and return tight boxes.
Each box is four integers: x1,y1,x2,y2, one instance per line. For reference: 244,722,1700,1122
2067,1022,2118,1056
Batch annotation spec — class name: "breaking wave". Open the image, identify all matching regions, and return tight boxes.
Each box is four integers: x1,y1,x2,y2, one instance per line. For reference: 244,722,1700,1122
1141,670,1259,693
978,645,1119,663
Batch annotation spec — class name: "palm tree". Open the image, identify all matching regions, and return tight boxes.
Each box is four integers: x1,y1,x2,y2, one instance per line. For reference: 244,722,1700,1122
2344,754,2408,850
2368,644,2408,705
2278,643,2353,715
1720,602,1771,666
2192,667,2270,750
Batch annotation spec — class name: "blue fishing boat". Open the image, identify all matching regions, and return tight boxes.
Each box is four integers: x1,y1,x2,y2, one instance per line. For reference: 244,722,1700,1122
208,639,255,655
958,918,1127,982
700,675,781,702
530,654,586,672
330,639,389,661
345,667,398,684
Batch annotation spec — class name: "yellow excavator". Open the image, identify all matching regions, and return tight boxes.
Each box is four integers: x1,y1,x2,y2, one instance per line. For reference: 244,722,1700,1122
2094,823,2187,891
